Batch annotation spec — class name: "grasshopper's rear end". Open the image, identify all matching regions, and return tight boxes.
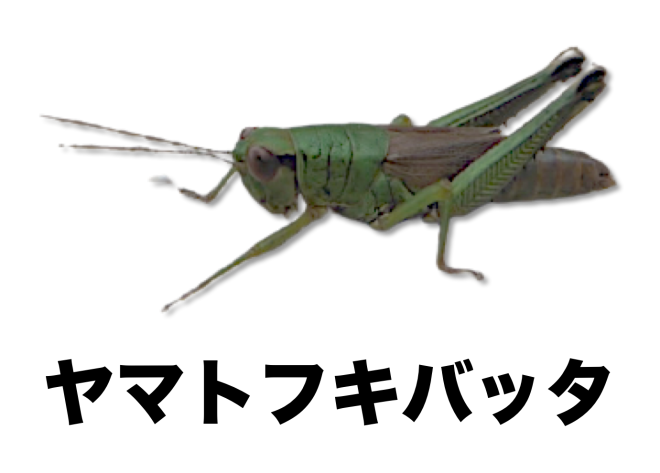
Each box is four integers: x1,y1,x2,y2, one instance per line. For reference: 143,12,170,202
45,47,614,311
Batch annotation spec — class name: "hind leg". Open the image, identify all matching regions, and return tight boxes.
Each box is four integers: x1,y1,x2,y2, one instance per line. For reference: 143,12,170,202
437,66,607,277
372,67,606,278
428,48,585,128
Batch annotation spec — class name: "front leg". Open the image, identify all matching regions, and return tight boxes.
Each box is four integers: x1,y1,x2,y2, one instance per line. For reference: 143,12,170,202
179,168,237,204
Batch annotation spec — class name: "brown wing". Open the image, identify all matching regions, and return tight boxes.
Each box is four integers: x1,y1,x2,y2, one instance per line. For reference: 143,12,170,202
382,127,504,189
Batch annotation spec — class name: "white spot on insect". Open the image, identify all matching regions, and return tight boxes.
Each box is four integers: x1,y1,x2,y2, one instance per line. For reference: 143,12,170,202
150,175,174,186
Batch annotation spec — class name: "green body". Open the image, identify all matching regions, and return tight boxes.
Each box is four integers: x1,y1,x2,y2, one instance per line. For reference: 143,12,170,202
235,123,609,225
293,124,416,222
233,124,412,221
47,48,614,311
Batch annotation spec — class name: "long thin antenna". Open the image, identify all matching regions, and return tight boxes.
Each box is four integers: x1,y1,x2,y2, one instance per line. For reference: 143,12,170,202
52,143,235,166
39,113,235,165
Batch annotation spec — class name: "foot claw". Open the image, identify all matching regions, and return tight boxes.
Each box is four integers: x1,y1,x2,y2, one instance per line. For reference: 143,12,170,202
179,188,212,203
162,297,182,312
435,263,486,281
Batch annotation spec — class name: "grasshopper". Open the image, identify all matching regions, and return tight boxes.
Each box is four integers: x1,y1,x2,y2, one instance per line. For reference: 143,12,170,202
45,48,613,311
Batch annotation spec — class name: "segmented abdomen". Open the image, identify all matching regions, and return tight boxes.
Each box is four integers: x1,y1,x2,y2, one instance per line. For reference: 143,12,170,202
491,147,614,203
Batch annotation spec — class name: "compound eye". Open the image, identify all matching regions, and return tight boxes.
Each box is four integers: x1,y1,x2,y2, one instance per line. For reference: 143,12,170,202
247,146,280,182
240,127,257,140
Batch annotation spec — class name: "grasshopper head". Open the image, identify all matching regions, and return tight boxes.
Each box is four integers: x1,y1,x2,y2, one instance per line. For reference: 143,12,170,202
232,127,298,215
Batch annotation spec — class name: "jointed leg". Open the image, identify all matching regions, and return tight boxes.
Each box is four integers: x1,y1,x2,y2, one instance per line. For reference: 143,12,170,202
45,115,237,203
435,196,486,281
179,168,237,204
162,206,327,311
390,48,584,131
427,48,585,128
437,66,606,277
387,49,584,129
371,178,452,231
374,66,606,280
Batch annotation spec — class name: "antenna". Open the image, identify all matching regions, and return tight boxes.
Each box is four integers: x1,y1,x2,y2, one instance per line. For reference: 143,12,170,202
39,113,233,166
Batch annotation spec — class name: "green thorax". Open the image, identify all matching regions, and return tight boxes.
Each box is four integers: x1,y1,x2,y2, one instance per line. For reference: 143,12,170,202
289,124,389,207
234,124,414,223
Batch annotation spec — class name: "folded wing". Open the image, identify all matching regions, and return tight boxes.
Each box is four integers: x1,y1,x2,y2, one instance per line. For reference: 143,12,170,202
383,127,504,189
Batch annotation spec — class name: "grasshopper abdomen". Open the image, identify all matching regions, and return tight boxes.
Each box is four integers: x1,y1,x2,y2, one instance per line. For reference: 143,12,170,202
493,147,614,203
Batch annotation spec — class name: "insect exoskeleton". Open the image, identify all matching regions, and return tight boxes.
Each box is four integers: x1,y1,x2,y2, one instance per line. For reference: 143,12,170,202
232,127,299,215
46,47,614,311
